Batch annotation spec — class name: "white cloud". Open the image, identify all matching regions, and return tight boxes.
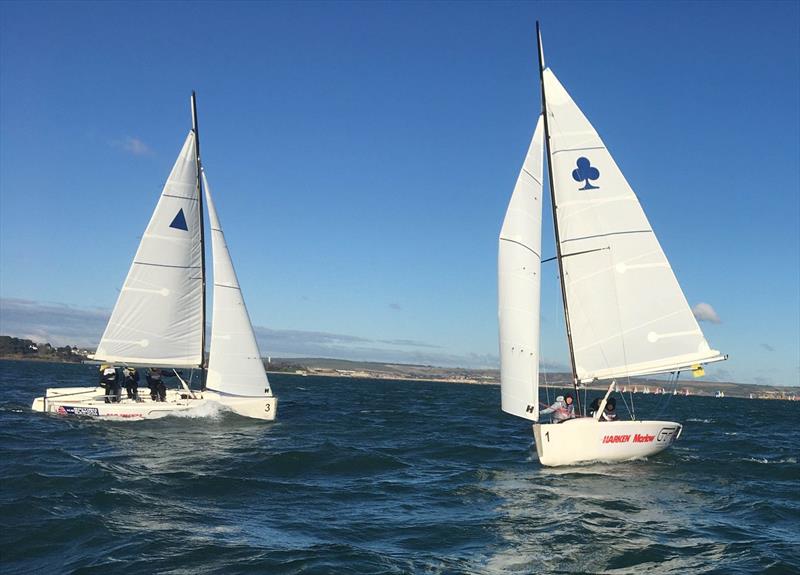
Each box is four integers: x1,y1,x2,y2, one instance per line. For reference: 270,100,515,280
112,136,153,156
692,302,721,323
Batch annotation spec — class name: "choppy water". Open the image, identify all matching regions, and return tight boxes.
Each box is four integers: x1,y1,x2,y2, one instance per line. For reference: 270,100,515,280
1,360,798,574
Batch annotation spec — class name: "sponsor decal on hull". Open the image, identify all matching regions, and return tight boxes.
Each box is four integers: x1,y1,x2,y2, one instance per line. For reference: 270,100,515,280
657,427,679,443
56,406,100,416
602,428,678,445
602,434,631,444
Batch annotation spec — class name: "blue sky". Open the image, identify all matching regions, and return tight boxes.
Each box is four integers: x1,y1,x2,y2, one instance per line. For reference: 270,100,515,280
1,1,798,386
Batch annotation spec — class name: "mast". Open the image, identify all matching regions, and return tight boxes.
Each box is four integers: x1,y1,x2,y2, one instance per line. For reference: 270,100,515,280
191,91,207,377
536,22,582,414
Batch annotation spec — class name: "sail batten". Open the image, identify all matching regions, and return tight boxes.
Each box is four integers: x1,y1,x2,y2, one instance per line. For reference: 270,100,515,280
94,131,204,366
499,116,544,422
542,68,723,382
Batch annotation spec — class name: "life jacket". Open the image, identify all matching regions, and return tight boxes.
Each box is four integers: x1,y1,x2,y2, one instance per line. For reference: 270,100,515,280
601,410,617,421
552,402,575,422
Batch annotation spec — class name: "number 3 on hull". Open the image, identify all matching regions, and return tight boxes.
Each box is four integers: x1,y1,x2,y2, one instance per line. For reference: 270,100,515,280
498,23,725,466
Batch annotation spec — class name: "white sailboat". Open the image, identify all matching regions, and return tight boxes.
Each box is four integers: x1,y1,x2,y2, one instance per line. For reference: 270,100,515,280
32,94,277,421
498,24,725,466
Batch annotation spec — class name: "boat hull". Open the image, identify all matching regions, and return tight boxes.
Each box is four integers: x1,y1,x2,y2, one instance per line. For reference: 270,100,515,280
31,386,277,422
532,418,682,466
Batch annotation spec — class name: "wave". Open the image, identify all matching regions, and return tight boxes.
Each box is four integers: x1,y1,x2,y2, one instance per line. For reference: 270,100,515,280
742,456,797,465
167,400,228,419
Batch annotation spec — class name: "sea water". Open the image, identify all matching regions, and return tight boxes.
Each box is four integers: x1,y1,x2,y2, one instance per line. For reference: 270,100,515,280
1,360,798,574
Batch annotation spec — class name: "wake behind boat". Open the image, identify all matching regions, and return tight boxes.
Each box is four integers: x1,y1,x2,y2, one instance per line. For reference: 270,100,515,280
498,24,725,466
31,93,277,421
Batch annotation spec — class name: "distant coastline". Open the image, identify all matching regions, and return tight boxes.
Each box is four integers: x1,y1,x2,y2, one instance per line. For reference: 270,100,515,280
2,335,796,400
264,357,798,400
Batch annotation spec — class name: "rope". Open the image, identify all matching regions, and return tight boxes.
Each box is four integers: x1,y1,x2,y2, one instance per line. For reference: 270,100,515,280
607,247,637,420
655,371,680,418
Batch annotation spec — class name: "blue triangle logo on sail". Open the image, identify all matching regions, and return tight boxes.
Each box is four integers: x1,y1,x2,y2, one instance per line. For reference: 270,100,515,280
169,208,188,231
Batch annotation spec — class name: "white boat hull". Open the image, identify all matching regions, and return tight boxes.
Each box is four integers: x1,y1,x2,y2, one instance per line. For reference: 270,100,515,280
532,418,682,466
31,386,277,422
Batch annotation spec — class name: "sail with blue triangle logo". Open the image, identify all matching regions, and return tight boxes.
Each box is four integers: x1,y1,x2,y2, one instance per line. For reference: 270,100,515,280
170,208,188,231
94,130,204,366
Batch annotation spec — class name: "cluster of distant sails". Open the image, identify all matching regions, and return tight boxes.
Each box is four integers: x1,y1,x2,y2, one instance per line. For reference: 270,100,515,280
32,24,724,467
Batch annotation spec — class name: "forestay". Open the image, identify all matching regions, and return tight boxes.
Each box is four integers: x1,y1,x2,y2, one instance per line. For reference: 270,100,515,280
203,172,272,397
94,132,204,366
542,69,724,382
498,116,544,420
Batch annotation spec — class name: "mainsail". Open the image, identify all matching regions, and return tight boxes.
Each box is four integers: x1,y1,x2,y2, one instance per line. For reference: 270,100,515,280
542,69,724,382
499,115,544,420
203,172,272,397
94,131,204,366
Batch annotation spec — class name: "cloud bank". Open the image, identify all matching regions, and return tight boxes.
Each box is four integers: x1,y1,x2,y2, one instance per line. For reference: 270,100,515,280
0,298,497,368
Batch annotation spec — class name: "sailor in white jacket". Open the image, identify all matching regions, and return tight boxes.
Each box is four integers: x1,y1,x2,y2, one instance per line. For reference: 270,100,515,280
539,393,576,423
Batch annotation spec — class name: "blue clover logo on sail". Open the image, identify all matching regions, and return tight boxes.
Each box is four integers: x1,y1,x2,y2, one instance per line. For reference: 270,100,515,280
572,157,600,190
169,208,188,231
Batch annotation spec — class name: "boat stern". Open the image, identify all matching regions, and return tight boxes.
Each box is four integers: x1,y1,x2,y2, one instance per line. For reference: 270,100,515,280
204,391,278,421
31,386,104,414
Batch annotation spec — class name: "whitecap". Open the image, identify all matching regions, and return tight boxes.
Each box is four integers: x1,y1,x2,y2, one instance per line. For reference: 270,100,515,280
745,456,798,464
168,401,228,420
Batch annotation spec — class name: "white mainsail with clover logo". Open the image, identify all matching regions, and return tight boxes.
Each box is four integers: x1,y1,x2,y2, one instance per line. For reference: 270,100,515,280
542,69,725,383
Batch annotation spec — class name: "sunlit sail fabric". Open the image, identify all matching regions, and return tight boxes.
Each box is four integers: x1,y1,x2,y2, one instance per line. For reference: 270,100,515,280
94,131,203,366
499,116,544,420
542,69,723,382
203,172,272,397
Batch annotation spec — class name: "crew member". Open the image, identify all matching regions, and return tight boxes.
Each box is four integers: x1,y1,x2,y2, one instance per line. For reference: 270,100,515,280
99,364,120,403
123,366,140,401
146,368,166,402
600,397,618,421
539,393,576,423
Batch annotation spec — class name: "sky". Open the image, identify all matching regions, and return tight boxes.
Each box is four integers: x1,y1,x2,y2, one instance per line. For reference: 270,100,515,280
1,1,798,386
